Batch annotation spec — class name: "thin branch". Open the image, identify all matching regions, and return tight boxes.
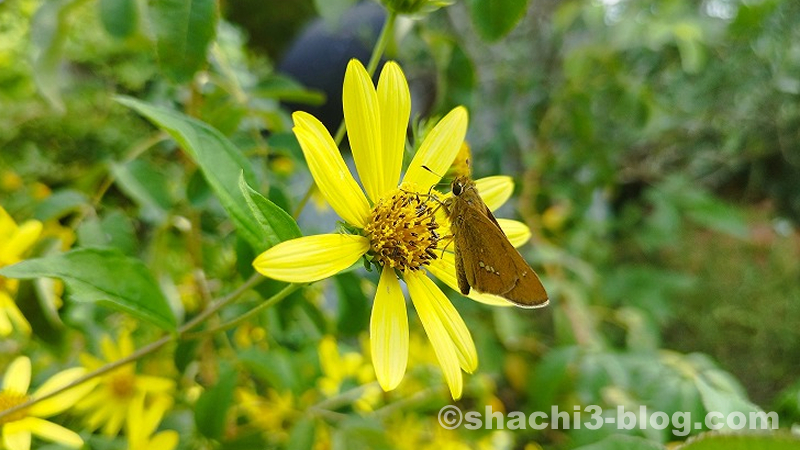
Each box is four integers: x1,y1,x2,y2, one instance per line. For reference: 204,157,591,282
0,272,266,422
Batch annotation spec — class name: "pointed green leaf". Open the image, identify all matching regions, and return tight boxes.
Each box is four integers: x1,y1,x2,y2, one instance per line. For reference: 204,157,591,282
116,97,267,250
151,0,217,82
194,362,237,441
679,433,800,450
30,0,87,111
238,173,301,251
0,248,176,331
111,159,174,222
98,0,138,38
465,0,530,42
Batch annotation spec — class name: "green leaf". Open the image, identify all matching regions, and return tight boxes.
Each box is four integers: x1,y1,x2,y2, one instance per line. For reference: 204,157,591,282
0,248,176,331
465,0,530,42
111,159,173,222
238,173,302,251
98,0,137,38
33,189,88,221
695,375,768,431
573,435,665,450
256,75,326,105
679,433,800,450
76,210,138,255
30,0,87,112
286,417,316,450
151,0,217,82
444,44,476,109
195,362,237,441
238,348,298,392
117,97,269,250
334,272,369,337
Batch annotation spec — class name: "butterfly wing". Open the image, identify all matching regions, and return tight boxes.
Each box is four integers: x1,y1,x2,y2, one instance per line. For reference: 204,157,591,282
454,242,471,295
451,202,549,308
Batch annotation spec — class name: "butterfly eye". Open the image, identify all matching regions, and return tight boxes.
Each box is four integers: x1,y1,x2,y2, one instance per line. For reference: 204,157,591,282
452,182,463,196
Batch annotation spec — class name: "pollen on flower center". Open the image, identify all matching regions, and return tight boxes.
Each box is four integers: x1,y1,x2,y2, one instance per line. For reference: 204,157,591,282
109,372,136,399
0,390,30,424
363,187,440,272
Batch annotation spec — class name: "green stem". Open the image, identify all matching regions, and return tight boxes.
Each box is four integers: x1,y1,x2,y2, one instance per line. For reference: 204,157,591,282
183,282,303,339
0,273,266,422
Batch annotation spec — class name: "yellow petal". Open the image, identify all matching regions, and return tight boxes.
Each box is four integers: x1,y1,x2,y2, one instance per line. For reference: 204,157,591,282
253,234,369,283
403,107,468,190
4,221,42,261
126,394,147,448
100,334,120,362
0,205,16,239
476,176,514,211
135,375,175,393
377,61,410,196
407,272,464,399
148,430,179,450
119,329,135,357
406,272,477,373
3,356,31,394
84,400,114,430
342,59,385,201
21,417,83,448
439,175,514,212
0,305,11,336
497,219,531,247
318,336,342,380
426,255,513,308
293,111,371,227
30,368,97,417
2,421,31,450
370,269,408,391
0,291,31,336
102,405,126,436
128,393,173,446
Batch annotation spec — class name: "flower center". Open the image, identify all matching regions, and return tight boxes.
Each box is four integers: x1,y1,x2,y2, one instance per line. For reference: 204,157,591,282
0,390,30,425
364,187,440,272
109,372,136,399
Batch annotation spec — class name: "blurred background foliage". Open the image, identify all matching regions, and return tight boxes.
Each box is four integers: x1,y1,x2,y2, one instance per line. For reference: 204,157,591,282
1,0,800,448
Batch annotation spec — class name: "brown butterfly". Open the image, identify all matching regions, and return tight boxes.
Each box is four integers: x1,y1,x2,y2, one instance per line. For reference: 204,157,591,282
443,175,549,308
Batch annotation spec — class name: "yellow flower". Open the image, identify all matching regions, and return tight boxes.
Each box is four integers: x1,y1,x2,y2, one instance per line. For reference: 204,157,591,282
75,330,175,436
0,356,96,450
0,206,43,336
253,59,532,400
317,335,380,412
126,395,178,450
236,388,295,442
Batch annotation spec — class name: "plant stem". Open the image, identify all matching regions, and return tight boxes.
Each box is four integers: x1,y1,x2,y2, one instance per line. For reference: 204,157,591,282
0,272,267,422
183,282,303,339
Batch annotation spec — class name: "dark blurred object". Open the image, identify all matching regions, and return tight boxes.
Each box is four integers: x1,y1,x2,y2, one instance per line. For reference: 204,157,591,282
277,2,387,132
222,0,317,61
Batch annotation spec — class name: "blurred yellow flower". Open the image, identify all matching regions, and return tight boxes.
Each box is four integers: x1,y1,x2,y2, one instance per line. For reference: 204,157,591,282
126,395,178,450
253,59,532,399
317,335,380,412
30,183,51,201
75,330,175,436
0,206,42,336
0,356,96,450
0,171,23,192
237,387,295,443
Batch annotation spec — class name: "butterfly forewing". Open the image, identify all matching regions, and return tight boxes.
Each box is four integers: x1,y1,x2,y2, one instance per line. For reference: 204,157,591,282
446,176,548,308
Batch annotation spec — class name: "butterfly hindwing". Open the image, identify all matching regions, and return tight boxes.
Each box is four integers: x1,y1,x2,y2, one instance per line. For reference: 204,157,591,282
446,176,548,308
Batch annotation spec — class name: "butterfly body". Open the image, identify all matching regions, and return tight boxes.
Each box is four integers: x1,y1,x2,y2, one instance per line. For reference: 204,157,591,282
444,176,548,308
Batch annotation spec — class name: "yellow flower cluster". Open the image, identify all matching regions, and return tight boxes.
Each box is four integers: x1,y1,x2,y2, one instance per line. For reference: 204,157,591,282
0,206,42,336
